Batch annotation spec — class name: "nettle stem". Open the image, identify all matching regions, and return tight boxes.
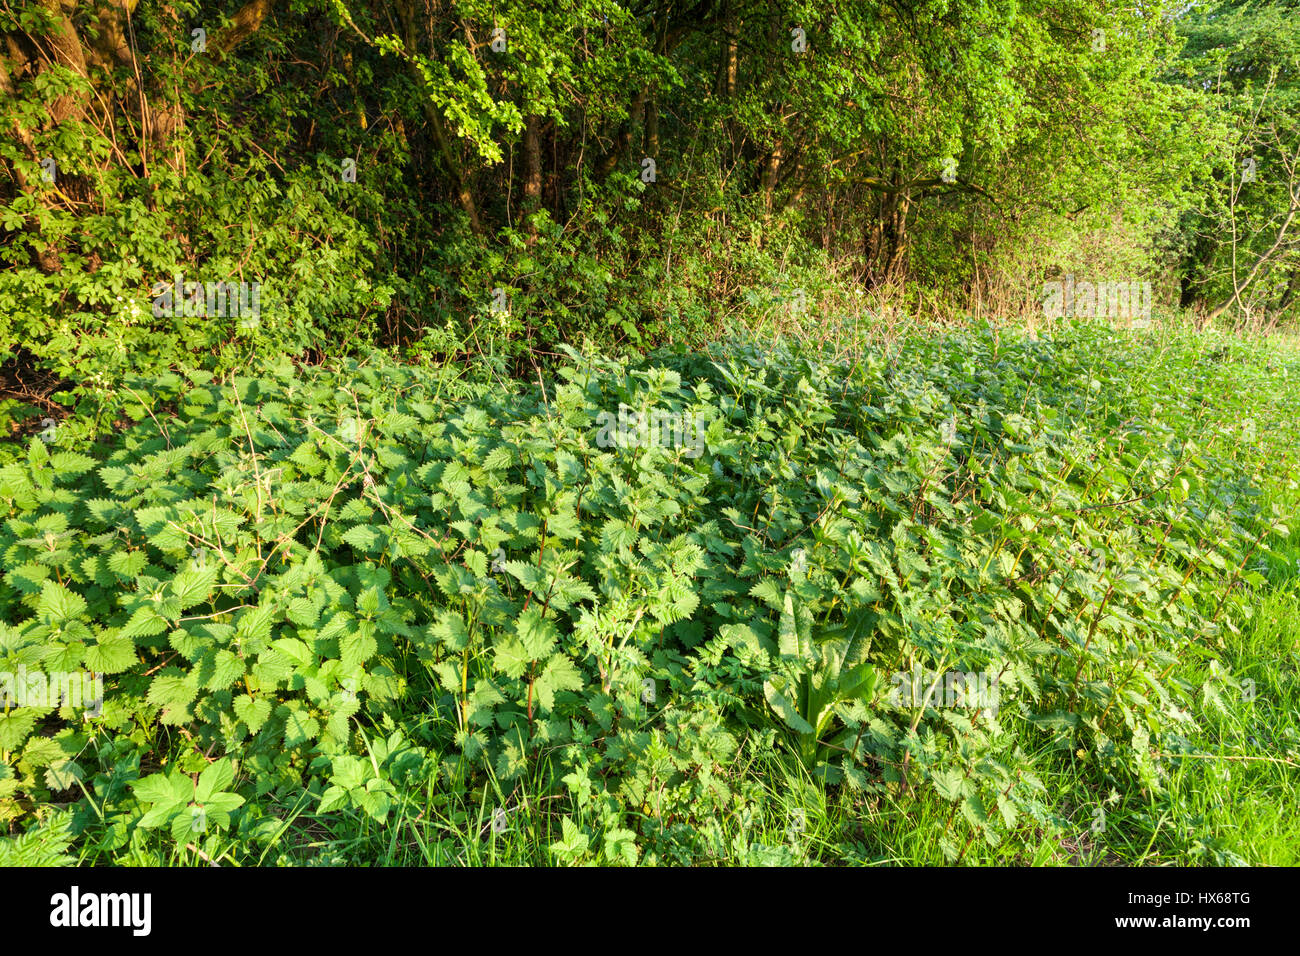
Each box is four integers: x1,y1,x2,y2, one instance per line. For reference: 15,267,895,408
520,517,548,614
1069,581,1115,710
526,668,535,735
1211,524,1269,622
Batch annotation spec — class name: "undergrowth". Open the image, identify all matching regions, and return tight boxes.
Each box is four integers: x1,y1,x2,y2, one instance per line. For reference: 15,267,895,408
1,320,1295,865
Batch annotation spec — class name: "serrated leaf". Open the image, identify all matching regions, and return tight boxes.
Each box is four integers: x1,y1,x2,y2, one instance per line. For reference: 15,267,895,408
171,564,220,610
38,581,86,625
232,694,272,733
534,655,583,712
83,632,136,674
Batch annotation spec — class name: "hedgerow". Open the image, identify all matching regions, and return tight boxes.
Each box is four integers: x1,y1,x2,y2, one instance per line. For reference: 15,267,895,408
0,323,1283,863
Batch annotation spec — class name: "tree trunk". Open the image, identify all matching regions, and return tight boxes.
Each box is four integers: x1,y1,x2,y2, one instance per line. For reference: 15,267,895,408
717,2,737,170
394,0,484,237
524,113,543,244
597,87,648,180
644,96,659,159
762,142,782,219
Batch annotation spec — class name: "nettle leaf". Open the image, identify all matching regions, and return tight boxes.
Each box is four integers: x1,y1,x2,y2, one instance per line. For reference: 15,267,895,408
133,508,187,550
169,626,206,662
147,672,197,723
545,506,582,541
0,710,40,750
107,550,147,581
232,694,272,733
204,649,246,690
278,703,320,747
44,759,85,791
171,564,220,610
464,548,488,577
236,605,276,644
492,636,531,680
502,560,545,593
515,606,559,659
340,621,378,670
482,445,514,472
286,596,322,627
356,585,386,618
38,581,86,625
6,563,48,594
342,524,385,553
83,631,136,673
272,637,312,666
119,607,168,641
534,656,583,712
21,736,63,769
363,665,403,701
429,661,460,693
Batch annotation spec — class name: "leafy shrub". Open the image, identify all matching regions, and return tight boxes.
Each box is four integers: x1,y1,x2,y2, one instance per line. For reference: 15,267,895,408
0,324,1281,861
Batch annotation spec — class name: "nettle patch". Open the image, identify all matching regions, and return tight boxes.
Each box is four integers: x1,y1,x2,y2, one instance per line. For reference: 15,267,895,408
0,326,1281,862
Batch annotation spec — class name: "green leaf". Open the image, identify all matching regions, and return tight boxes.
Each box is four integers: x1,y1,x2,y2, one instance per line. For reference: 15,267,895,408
492,637,530,680
148,673,197,711
932,768,968,802
534,655,583,712
279,706,320,747
340,622,378,670
38,581,86,625
171,564,220,610
205,649,245,690
119,607,168,640
342,524,384,552
0,710,39,750
83,632,136,674
196,758,236,802
549,816,590,862
107,550,147,581
602,827,639,866
515,606,559,660
763,679,814,735
233,694,272,733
